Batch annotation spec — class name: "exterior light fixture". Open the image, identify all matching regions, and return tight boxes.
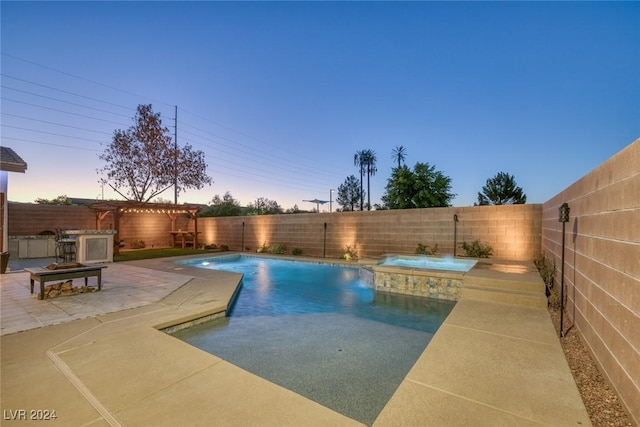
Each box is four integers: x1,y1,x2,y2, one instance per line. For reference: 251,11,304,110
558,202,570,338
559,203,570,223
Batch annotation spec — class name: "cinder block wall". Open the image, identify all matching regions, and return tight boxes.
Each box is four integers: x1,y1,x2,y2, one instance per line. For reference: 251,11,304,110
7,203,193,249
8,203,542,260
8,203,97,235
541,138,640,425
198,204,542,261
118,212,192,248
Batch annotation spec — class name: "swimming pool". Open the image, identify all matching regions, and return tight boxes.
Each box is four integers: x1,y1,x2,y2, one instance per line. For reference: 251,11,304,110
172,255,455,425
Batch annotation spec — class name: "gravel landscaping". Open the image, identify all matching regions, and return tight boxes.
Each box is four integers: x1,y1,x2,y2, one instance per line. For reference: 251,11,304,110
548,306,632,427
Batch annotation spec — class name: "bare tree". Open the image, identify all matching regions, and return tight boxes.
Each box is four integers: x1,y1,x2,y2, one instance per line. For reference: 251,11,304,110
98,104,212,202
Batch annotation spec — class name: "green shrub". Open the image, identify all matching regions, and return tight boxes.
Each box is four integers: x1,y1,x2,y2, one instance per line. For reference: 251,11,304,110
534,252,559,308
256,242,268,253
204,244,218,250
130,240,146,249
292,248,302,256
269,243,286,254
534,253,556,287
220,245,229,251
415,243,439,255
340,244,358,261
461,240,493,258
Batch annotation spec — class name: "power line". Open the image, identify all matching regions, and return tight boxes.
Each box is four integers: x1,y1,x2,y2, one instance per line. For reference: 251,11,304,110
1,111,119,133
201,151,334,188
204,165,331,195
2,137,102,152
4,73,325,179
3,54,317,172
0,110,326,184
1,56,348,198
2,60,345,181
2,125,107,145
179,109,346,178
1,74,133,111
1,85,132,119
1,53,175,108
179,124,345,182
182,130,343,186
2,96,128,126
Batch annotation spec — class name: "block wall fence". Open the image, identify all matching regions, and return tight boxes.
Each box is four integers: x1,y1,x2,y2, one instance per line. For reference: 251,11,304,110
7,203,191,248
541,138,639,425
8,203,542,260
196,204,542,260
8,204,97,235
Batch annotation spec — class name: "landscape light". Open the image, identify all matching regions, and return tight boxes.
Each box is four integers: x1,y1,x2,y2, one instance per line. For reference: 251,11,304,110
558,202,570,338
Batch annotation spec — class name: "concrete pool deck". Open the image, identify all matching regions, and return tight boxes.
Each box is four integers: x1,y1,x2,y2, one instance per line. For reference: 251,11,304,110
1,255,591,426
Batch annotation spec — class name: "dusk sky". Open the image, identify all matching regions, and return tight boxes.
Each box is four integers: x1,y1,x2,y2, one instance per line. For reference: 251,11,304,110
2,2,638,211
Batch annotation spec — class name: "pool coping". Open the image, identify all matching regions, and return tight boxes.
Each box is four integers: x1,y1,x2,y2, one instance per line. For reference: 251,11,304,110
1,253,591,426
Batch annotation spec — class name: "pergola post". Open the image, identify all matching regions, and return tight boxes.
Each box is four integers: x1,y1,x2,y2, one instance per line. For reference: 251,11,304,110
191,210,199,249
112,208,121,256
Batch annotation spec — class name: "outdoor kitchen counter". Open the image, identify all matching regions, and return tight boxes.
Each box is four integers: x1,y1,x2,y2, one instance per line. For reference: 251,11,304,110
64,230,117,263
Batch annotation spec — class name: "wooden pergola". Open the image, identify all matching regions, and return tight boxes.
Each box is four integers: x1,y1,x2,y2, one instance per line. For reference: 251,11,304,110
88,201,202,255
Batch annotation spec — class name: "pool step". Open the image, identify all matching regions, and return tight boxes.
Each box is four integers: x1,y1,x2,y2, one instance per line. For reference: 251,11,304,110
462,276,548,308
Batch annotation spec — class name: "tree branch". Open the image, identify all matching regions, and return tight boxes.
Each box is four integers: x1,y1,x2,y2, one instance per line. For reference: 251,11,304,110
109,183,132,201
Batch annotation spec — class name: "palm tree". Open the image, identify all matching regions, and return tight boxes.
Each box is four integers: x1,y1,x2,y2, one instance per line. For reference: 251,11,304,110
354,150,367,210
391,145,407,168
362,149,377,210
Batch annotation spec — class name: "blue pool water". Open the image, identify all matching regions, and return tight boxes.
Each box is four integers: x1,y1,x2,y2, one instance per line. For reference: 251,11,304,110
380,255,477,272
173,255,455,425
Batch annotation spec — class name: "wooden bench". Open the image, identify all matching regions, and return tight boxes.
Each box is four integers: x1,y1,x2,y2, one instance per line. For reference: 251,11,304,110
25,265,107,300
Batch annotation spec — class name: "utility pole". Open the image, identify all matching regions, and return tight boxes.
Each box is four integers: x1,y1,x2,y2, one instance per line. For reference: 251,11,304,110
174,105,178,204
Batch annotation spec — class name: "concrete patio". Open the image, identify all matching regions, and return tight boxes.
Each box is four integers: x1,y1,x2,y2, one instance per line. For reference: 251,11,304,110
0,255,591,426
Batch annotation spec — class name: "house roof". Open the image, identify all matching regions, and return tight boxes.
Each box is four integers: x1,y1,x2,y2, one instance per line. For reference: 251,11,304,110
0,147,28,173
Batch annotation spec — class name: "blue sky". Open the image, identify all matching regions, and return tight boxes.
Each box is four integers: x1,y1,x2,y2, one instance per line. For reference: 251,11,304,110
2,1,638,210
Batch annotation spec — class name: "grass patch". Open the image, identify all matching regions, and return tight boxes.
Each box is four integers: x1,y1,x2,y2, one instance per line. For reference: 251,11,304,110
114,248,215,262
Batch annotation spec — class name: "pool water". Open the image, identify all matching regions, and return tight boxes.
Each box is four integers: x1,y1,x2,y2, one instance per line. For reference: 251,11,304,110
172,255,455,425
380,254,477,272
